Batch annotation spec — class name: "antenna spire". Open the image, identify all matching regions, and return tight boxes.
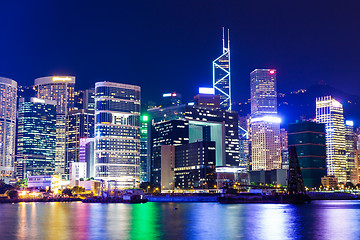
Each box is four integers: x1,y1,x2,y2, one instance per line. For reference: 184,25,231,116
222,27,225,53
227,28,230,51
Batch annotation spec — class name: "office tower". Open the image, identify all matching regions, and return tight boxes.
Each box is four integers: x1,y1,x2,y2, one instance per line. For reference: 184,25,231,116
34,76,75,174
213,27,231,110
162,92,182,107
83,88,95,111
288,121,327,188
174,141,216,189
238,115,250,169
151,119,189,185
74,90,84,110
16,98,57,178
79,138,95,178
194,88,220,109
250,69,281,170
0,77,17,180
94,82,141,188
316,96,346,183
66,109,95,174
140,115,149,182
147,102,239,170
280,128,289,169
345,120,358,185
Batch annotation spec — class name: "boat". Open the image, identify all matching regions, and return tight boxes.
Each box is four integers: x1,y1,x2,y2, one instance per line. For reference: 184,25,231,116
82,189,148,204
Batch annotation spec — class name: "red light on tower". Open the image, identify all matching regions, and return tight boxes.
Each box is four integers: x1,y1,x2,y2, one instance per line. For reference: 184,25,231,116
269,70,275,75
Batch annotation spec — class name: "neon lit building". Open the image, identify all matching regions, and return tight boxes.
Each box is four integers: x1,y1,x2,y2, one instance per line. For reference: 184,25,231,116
213,27,231,110
16,98,57,178
250,69,281,170
34,76,75,174
140,115,149,182
94,82,141,188
0,77,17,180
316,96,346,183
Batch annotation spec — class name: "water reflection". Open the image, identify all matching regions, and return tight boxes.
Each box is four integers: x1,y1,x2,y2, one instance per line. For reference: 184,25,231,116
0,201,359,239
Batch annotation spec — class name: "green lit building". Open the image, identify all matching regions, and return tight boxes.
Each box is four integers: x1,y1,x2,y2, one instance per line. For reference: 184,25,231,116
288,121,327,188
16,98,57,178
140,115,149,182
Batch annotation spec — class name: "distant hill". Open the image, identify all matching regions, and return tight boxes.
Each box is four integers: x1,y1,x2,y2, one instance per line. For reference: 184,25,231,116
278,83,360,127
234,82,360,128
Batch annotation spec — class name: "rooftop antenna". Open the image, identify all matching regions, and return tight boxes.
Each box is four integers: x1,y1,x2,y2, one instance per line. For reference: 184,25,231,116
222,27,225,53
227,28,230,51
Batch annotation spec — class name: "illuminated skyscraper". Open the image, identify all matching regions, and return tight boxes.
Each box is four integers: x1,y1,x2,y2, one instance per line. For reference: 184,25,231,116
345,120,357,185
16,98,57,178
35,76,75,174
316,96,346,183
94,82,141,188
250,69,281,170
140,115,149,182
213,27,231,110
0,77,17,180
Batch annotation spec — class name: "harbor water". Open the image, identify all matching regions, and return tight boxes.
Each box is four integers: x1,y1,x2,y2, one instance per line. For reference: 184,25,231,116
0,200,359,240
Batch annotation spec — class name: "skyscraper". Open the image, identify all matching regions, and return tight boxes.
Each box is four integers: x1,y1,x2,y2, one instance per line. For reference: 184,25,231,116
16,98,57,178
316,96,346,183
94,82,141,188
288,121,327,188
213,27,231,110
66,109,95,174
34,76,75,174
0,77,17,180
250,69,281,170
140,114,149,182
345,120,357,185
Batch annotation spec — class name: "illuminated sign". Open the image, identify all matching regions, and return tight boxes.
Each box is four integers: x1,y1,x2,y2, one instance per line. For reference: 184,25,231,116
172,93,177,97
251,116,281,123
52,76,72,82
163,93,172,97
141,115,149,122
269,70,275,75
199,87,215,95
346,120,354,126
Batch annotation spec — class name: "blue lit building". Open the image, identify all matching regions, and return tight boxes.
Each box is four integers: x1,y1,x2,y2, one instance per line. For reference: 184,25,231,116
94,82,141,188
16,97,57,178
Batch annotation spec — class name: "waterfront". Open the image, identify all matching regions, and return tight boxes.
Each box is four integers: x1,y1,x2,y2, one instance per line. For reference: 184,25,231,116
0,201,359,240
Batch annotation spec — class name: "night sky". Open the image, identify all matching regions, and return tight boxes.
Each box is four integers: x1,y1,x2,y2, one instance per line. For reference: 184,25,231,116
1,1,360,105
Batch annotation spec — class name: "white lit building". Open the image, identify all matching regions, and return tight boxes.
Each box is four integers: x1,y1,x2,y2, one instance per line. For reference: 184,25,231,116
316,96,346,183
250,69,281,170
94,82,141,188
0,77,17,180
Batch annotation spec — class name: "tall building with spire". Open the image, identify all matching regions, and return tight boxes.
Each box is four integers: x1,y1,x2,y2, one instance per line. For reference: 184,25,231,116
35,76,75,174
316,96,347,183
250,69,281,170
213,27,231,110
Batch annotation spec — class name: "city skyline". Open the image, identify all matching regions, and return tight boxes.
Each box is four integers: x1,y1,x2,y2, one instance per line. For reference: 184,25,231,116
1,1,360,106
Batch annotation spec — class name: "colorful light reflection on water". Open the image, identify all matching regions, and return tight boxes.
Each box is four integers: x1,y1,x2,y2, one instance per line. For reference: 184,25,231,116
0,201,360,239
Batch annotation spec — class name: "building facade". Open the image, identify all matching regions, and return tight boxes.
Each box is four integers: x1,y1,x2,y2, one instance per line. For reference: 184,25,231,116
316,96,347,183
250,69,281,171
66,109,95,174
345,121,358,185
94,82,141,188
213,28,231,110
34,76,75,174
0,77,17,180
140,115,149,182
16,98,57,178
288,121,327,188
